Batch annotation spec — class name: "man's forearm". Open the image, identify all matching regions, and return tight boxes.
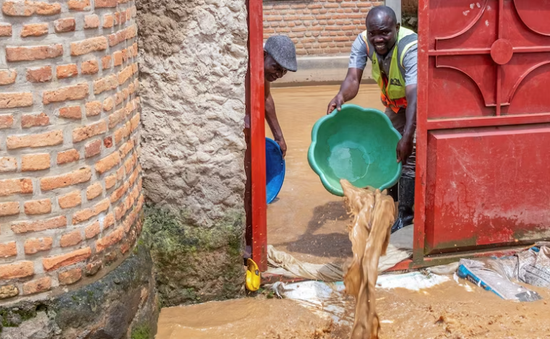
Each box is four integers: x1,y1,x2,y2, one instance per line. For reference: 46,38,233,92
265,95,284,140
339,68,363,101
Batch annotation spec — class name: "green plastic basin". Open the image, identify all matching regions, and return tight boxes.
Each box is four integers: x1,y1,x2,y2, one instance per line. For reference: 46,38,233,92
308,104,402,196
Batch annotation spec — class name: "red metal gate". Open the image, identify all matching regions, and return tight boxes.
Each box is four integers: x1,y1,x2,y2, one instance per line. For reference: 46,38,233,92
413,0,550,264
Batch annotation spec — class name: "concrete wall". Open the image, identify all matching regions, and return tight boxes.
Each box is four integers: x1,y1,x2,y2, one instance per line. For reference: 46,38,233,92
137,0,248,306
0,0,143,302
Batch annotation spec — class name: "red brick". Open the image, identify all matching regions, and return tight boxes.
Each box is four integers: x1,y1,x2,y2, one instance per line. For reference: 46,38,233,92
43,247,91,271
95,152,120,174
110,182,129,204
0,69,17,85
58,268,82,285
85,259,102,276
0,178,33,197
0,92,33,109
7,130,63,149
57,149,80,165
118,139,134,159
60,229,82,247
103,97,114,111
85,221,100,239
114,122,131,144
6,45,63,62
71,37,108,56
0,201,19,216
102,55,112,69
108,108,125,129
56,64,78,79
94,75,118,95
86,182,103,200
128,166,139,187
41,167,91,191
22,154,50,171
21,112,49,128
104,212,115,229
0,242,17,258
118,65,133,85
0,157,17,173
59,105,82,119
103,14,114,28
27,66,52,83
2,0,33,16
54,17,76,33
85,139,102,158
105,174,117,189
43,83,89,104
84,101,102,117
0,24,12,36
84,14,99,28
0,114,14,129
58,190,81,209
81,60,99,75
116,166,125,181
113,51,123,66
11,215,66,234
68,0,90,10
73,120,107,143
24,198,51,215
35,2,61,15
23,277,51,295
0,261,33,279
96,227,123,252
96,0,117,8
104,137,113,148
73,198,110,224
24,237,52,254
21,23,48,37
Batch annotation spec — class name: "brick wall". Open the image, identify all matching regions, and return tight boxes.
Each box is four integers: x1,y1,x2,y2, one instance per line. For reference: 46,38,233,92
0,0,142,302
263,0,383,56
402,0,418,14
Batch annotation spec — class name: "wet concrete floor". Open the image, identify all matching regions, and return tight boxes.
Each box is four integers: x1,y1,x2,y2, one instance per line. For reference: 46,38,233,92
266,84,387,265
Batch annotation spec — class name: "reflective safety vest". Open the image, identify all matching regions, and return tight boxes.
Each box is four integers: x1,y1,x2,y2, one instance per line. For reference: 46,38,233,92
361,27,417,113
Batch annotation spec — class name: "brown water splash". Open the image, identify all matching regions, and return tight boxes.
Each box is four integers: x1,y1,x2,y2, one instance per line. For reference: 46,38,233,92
341,179,396,339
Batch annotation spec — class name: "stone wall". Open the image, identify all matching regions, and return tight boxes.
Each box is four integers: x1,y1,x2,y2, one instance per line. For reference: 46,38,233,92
0,0,144,307
136,0,248,306
263,0,383,56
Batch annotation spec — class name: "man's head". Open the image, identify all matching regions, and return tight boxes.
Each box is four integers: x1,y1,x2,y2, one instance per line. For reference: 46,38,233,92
264,35,297,82
366,6,400,56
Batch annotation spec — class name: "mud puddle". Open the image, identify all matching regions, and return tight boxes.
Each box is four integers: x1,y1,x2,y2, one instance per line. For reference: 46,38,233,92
156,279,550,339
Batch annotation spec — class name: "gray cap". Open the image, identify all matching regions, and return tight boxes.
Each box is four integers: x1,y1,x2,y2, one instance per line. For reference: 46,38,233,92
264,35,298,72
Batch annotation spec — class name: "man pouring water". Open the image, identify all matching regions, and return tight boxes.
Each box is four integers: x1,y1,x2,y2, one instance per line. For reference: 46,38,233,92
327,6,418,233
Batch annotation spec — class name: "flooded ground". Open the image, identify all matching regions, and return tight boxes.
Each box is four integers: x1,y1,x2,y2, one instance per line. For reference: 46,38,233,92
157,279,550,339
266,85,386,265
156,85,550,338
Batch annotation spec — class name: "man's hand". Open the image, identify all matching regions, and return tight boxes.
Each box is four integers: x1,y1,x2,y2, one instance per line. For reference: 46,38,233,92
275,137,287,158
396,135,413,164
327,93,345,115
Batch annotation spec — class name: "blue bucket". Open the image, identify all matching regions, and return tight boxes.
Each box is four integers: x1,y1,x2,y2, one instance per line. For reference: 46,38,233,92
266,138,285,204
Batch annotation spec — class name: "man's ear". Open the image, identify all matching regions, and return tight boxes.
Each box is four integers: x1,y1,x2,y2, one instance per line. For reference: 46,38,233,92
396,23,401,31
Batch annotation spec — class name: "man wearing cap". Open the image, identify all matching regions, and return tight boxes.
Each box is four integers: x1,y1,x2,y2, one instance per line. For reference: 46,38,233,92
244,35,298,157
326,6,418,234
244,35,297,248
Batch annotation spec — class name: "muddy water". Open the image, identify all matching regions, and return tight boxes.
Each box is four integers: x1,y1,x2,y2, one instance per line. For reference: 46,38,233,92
267,85,386,265
341,180,395,339
156,298,335,339
155,280,550,339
